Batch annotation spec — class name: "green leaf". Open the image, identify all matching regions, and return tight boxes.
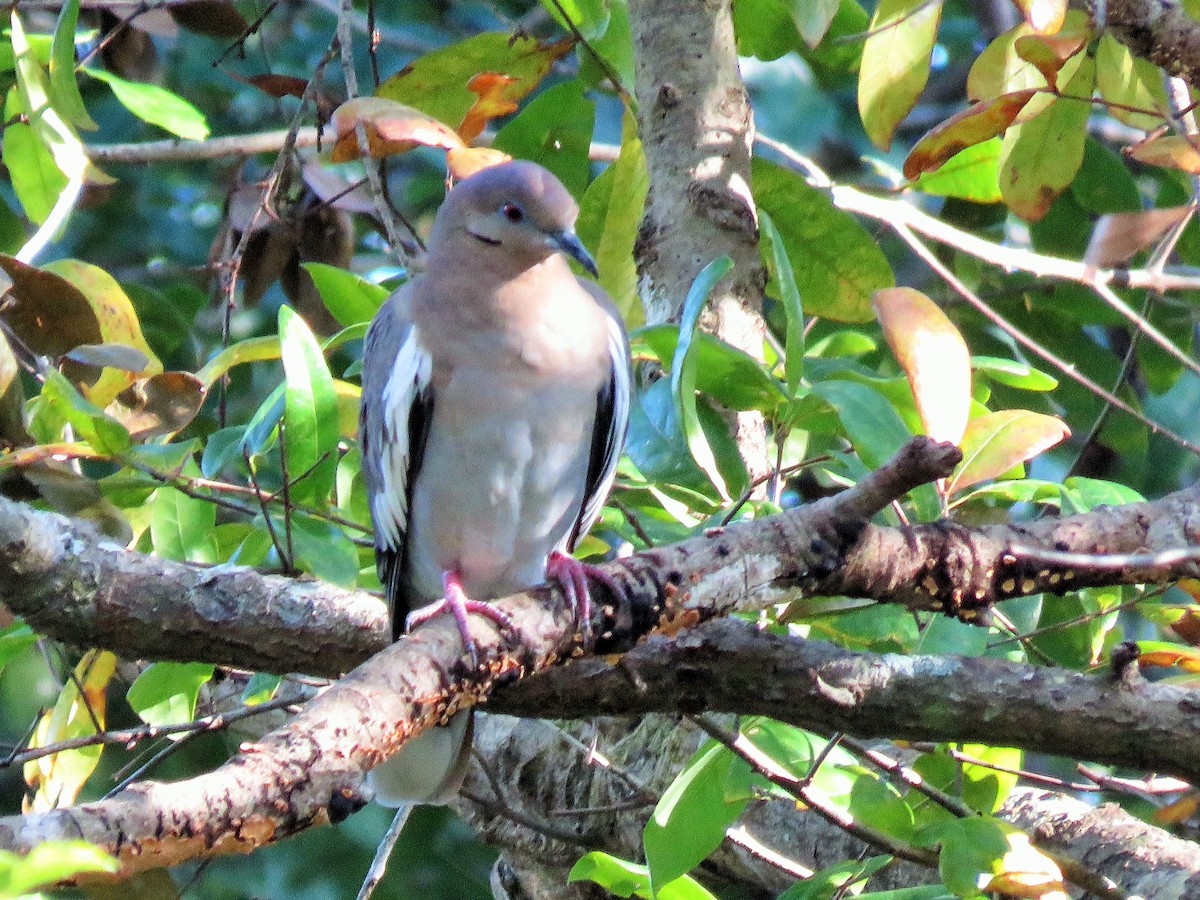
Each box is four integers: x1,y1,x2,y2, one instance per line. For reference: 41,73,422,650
734,0,802,61
0,841,117,896
998,56,1094,222
792,0,844,47
29,369,131,454
971,356,1057,391
568,853,718,900
759,210,805,395
493,79,595,199
196,336,281,388
810,379,911,470
645,742,750,892
279,306,339,505
303,263,390,329
633,325,785,412
569,852,650,897
778,856,891,899
12,13,86,184
201,425,248,478
126,661,215,730
49,0,96,130
858,0,942,149
672,257,735,502
242,672,282,706
286,512,360,587
1095,33,1169,131
83,67,210,140
241,384,286,457
576,0,634,93
1,111,65,225
0,621,38,676
933,816,1012,897
914,139,1002,203
149,476,219,564
577,103,648,326
1061,475,1143,510
752,157,893,323
1071,136,1141,214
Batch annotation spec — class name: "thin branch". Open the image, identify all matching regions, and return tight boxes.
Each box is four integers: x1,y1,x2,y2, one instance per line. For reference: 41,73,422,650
693,715,940,868
354,806,411,900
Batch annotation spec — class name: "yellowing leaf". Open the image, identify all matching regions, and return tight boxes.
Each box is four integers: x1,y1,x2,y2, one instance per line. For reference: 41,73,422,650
330,97,466,162
998,55,1094,222
24,649,117,811
1128,134,1200,174
968,24,1048,102
0,442,106,472
1137,643,1200,672
947,410,1070,494
1014,0,1067,34
858,0,943,150
873,287,971,445
904,90,1040,180
447,145,512,180
43,259,163,405
983,832,1067,899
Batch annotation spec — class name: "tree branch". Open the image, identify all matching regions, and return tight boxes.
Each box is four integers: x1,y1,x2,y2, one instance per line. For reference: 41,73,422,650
1104,0,1200,91
0,437,954,873
491,615,1200,783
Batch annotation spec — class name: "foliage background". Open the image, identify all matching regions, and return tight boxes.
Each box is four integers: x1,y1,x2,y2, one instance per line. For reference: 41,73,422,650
1,0,1200,897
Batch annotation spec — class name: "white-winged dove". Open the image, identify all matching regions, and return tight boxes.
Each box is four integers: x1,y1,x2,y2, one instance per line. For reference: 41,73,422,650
358,160,631,806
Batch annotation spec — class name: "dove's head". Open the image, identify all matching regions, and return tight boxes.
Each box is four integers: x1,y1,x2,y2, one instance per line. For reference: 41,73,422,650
431,160,598,277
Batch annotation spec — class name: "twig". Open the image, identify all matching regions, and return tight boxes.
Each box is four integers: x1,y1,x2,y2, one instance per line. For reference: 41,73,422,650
754,134,1200,295
692,716,939,868
2,696,299,769
354,805,411,900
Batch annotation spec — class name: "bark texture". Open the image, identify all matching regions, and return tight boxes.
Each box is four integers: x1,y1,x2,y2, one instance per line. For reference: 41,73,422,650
630,0,770,481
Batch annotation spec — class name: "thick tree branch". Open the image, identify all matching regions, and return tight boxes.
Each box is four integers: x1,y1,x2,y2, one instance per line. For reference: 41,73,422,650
1104,0,1200,90
492,616,1200,783
0,494,386,677
1003,787,1200,898
3,445,1198,673
0,437,954,873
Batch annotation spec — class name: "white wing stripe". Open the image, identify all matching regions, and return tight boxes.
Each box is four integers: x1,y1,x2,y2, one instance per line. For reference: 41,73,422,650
375,326,432,551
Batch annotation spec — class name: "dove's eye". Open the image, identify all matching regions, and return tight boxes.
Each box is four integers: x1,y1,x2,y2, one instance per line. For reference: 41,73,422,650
502,203,524,222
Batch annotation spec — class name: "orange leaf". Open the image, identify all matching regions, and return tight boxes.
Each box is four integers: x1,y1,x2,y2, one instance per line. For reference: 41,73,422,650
1128,134,1200,174
904,90,1040,179
458,72,520,143
330,97,466,162
948,410,1070,494
1154,791,1200,824
1014,32,1088,87
1137,646,1200,672
447,146,513,180
873,287,971,445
